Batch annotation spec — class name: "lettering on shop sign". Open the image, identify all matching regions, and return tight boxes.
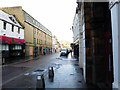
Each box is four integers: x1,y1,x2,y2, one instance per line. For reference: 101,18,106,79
11,38,16,44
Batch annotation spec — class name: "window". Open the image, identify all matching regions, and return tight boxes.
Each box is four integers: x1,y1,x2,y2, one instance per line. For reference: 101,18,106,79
34,28,36,34
2,45,9,50
37,39,38,44
34,38,36,43
12,25,14,32
18,27,20,34
9,17,16,24
37,30,38,35
3,22,6,30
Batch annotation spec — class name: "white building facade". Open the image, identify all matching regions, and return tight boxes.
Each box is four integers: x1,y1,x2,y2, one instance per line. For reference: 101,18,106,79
110,1,120,89
52,37,56,53
73,13,79,43
0,10,25,64
72,12,80,59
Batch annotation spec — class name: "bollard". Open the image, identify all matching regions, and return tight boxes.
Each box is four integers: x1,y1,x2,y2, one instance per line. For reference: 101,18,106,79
36,74,45,89
48,67,54,78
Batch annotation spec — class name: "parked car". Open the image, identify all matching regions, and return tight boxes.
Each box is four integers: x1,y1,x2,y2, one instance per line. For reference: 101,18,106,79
60,48,68,56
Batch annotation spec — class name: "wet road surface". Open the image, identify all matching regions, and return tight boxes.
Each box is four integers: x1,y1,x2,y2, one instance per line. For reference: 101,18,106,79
2,52,94,89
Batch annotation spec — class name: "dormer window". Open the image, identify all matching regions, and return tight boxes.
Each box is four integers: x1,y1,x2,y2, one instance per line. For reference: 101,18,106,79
9,17,16,24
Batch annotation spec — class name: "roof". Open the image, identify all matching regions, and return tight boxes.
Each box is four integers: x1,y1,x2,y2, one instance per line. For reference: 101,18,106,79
23,10,52,36
0,9,22,28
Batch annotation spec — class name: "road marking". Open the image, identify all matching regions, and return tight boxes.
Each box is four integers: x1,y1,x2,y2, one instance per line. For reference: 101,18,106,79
2,71,26,86
2,65,41,86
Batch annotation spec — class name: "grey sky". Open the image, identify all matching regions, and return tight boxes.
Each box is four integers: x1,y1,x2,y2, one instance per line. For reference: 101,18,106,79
0,0,77,42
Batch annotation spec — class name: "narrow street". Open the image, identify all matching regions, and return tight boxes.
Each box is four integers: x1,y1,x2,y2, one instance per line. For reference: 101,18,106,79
2,53,92,89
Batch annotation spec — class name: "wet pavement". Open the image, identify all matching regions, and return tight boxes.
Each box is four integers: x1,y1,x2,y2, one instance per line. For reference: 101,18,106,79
2,52,97,89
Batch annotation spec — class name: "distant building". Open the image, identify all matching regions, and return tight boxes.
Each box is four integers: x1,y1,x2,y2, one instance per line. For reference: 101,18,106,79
72,12,79,59
60,41,71,49
0,10,25,63
0,6,52,56
52,35,61,53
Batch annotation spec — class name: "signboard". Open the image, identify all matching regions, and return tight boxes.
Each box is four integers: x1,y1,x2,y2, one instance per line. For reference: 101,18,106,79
0,35,25,44
34,43,37,46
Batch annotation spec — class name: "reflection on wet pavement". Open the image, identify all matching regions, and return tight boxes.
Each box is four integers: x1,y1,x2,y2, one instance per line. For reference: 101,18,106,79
2,53,88,89
57,53,77,61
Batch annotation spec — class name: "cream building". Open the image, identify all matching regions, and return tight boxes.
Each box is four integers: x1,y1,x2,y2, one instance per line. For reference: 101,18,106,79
0,6,52,56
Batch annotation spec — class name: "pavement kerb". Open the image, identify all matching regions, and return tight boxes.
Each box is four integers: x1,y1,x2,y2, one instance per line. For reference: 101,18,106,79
2,56,37,67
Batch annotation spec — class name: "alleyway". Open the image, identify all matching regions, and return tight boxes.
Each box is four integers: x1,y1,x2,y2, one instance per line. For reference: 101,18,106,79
2,53,96,89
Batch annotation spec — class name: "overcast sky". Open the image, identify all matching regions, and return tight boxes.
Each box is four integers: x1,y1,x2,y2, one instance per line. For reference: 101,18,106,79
0,0,77,42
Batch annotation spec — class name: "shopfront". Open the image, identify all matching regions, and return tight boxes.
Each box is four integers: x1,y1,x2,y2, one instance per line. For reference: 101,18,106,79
0,35,25,63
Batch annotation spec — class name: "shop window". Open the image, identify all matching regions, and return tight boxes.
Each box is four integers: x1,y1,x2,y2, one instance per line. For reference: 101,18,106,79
2,45,6,50
15,45,18,50
20,46,22,49
12,25,14,32
6,45,9,50
3,22,6,30
2,45,9,50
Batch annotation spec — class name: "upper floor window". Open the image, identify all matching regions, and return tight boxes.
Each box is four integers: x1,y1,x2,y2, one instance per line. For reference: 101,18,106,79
18,27,20,34
39,39,40,44
37,39,38,44
37,30,38,35
9,17,16,24
34,28,36,34
3,22,6,30
34,38,36,43
12,25,14,32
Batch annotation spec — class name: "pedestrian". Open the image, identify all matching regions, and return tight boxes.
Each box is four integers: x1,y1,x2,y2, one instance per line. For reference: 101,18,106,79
70,49,72,55
43,49,46,55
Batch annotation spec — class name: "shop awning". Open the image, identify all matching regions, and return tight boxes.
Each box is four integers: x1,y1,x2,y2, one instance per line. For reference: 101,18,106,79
0,35,25,44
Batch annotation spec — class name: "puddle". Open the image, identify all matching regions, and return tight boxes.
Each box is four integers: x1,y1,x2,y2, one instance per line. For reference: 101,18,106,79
24,73,30,76
74,64,79,66
24,69,47,76
56,57,63,60
57,56,77,61
50,63,62,70
34,70,44,72
70,73,74,75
